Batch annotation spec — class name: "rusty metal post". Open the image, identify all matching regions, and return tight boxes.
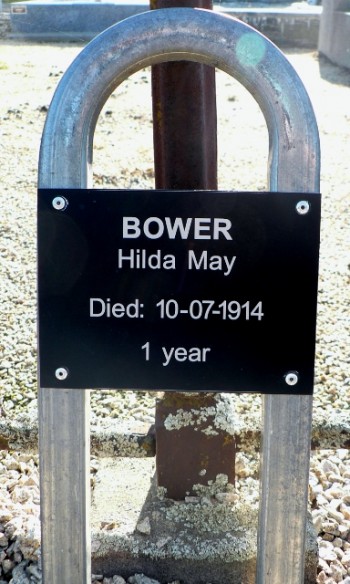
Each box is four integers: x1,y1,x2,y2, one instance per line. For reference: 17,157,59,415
151,0,217,190
151,0,235,500
155,393,236,500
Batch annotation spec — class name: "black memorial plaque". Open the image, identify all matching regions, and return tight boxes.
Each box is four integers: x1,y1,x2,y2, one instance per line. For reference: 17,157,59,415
38,189,321,394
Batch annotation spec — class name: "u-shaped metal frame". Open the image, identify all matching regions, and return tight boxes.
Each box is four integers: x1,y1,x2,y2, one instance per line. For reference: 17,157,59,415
38,8,320,584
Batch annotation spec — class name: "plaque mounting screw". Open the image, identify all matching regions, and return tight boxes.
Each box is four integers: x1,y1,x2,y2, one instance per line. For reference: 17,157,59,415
285,371,299,386
52,196,68,211
296,200,310,215
55,367,69,381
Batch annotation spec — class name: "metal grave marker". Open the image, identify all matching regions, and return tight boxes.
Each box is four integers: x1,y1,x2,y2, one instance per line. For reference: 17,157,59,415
37,7,321,584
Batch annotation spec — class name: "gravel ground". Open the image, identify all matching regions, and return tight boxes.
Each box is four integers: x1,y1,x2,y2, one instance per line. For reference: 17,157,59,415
0,38,349,584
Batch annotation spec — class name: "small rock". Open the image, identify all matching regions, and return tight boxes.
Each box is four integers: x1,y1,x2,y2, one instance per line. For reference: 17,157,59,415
184,496,199,504
321,460,340,476
330,559,346,580
338,524,349,538
340,504,350,520
0,510,13,523
317,571,327,584
323,532,335,542
322,519,339,535
215,491,238,503
235,457,250,478
341,552,350,567
91,539,101,553
5,516,23,538
0,533,8,547
10,560,30,584
335,546,344,559
155,537,171,549
333,537,344,548
341,486,350,504
311,483,324,499
2,559,15,574
313,514,324,534
328,508,345,523
128,575,160,584
13,552,23,564
11,488,30,505
336,450,348,461
317,493,330,506
136,517,151,536
100,521,118,531
319,545,337,561
319,558,332,575
26,563,41,579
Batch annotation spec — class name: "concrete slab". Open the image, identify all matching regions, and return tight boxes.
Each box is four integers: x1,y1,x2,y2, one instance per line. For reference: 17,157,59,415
217,4,321,47
2,405,350,457
10,0,149,40
0,12,10,37
9,0,321,47
318,0,350,69
91,457,318,584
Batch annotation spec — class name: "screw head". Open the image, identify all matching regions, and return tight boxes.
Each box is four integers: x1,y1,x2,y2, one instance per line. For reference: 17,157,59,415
285,371,299,386
296,200,310,215
52,196,68,211
55,367,69,381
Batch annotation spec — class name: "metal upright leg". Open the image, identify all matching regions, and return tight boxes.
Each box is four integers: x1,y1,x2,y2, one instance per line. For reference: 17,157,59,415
257,395,313,584
257,40,320,579
38,30,93,578
38,388,91,584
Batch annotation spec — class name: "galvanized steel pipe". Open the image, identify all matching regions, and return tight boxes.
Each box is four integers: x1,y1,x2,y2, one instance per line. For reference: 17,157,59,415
39,8,320,193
